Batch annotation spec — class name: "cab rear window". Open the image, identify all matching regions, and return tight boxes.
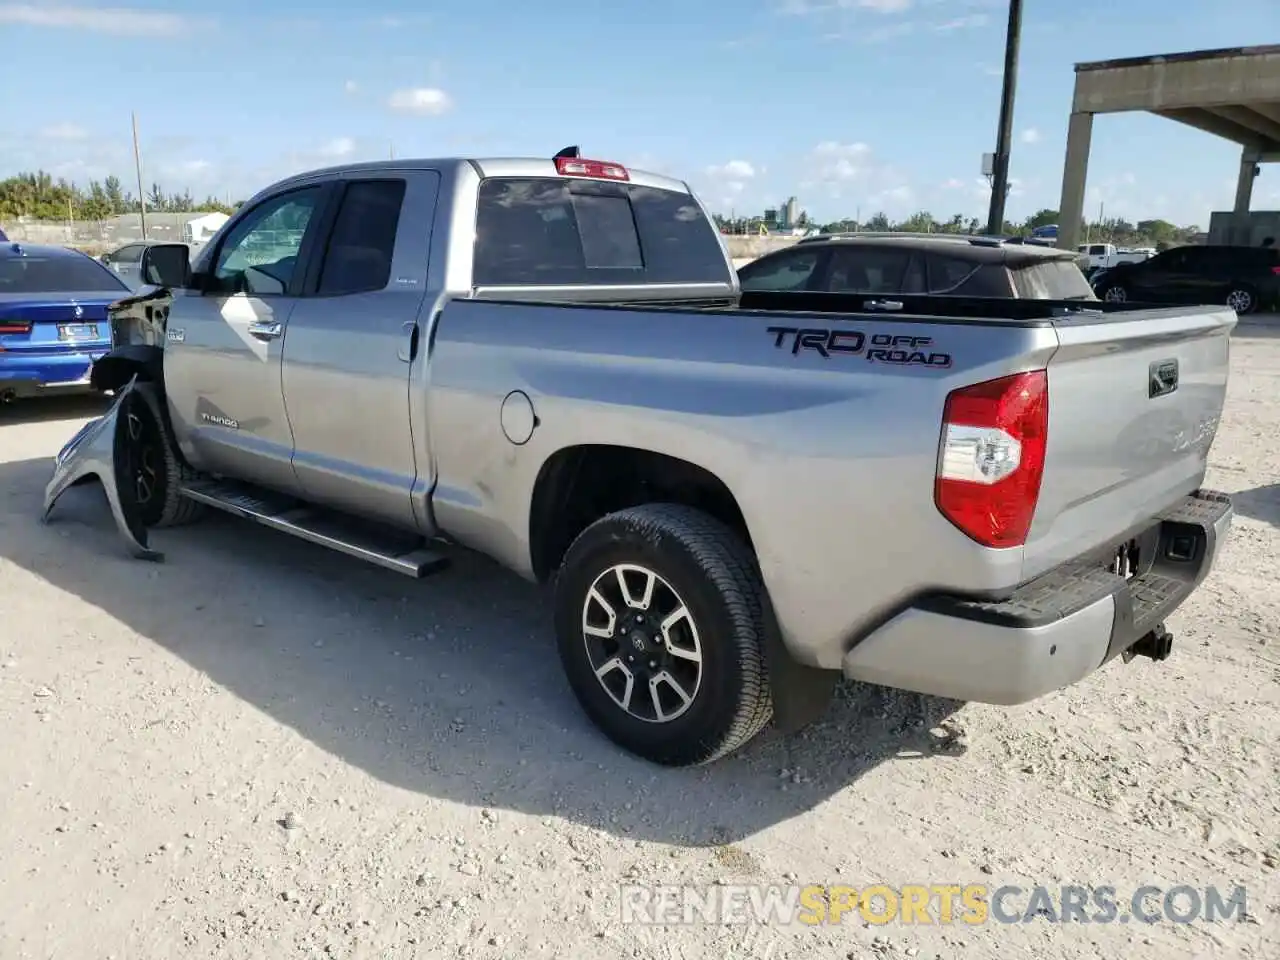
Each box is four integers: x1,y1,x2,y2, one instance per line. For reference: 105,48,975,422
473,178,730,287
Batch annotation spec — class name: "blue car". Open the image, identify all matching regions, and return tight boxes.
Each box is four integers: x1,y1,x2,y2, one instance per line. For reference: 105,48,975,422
0,242,131,402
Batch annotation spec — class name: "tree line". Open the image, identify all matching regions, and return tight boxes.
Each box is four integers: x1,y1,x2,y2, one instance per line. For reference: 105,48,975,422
0,170,241,223
713,207,1203,251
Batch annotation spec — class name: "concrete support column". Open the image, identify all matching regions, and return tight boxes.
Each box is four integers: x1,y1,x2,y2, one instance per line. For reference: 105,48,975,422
1234,148,1258,213
1056,111,1093,251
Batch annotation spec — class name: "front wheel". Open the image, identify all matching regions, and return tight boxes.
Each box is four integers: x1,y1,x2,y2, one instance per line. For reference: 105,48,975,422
1101,283,1128,303
119,383,205,529
552,504,774,766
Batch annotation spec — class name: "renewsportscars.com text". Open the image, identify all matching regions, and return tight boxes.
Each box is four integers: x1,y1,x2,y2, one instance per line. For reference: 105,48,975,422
619,883,1249,926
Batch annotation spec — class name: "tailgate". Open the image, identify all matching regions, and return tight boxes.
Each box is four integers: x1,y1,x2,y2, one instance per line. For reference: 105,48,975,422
1022,305,1235,577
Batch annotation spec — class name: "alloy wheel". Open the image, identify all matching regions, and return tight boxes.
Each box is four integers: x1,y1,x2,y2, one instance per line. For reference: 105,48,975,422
580,563,704,724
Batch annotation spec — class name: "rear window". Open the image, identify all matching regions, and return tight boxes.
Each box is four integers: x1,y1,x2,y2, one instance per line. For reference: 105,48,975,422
1010,259,1096,300
473,178,730,286
0,255,128,294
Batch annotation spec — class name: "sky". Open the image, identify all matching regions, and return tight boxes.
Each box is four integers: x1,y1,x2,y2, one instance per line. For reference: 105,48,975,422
3,0,1279,227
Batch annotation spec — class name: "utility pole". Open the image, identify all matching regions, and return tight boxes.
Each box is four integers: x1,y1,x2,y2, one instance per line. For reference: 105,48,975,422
985,0,1023,236
132,111,148,240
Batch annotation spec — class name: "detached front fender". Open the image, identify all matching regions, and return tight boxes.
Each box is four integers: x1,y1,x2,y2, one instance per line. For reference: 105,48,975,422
90,343,165,393
42,375,163,562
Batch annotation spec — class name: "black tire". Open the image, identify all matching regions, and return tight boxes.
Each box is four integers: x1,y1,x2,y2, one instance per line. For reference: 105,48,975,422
1226,284,1258,315
552,503,774,766
120,383,205,529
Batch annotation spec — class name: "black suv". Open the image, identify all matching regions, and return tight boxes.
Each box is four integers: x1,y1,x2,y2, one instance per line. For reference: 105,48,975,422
736,234,1096,300
1092,244,1280,315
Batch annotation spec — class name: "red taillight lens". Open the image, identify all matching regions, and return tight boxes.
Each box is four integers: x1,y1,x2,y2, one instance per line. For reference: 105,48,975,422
935,369,1048,549
0,322,31,334
1269,265,1280,275
553,157,630,181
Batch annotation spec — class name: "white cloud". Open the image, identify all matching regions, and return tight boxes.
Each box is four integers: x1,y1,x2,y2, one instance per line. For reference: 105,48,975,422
855,0,913,10
1020,127,1041,144
387,88,453,116
779,0,911,14
933,13,988,30
0,3,194,36
318,137,356,158
157,159,214,183
706,160,756,180
699,160,759,212
809,141,873,182
343,79,359,94
39,123,88,141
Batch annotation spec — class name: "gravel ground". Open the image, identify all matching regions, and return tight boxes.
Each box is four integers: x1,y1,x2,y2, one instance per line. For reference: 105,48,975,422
1,318,1277,960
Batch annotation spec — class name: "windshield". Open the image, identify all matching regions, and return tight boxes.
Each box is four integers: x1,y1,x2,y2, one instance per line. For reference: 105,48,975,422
1011,260,1096,300
0,254,129,295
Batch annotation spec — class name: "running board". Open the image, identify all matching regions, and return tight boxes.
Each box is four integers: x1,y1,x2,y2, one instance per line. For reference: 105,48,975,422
180,479,450,578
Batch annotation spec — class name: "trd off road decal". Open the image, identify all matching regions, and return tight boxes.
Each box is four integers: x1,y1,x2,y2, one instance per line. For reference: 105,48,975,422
766,326,952,368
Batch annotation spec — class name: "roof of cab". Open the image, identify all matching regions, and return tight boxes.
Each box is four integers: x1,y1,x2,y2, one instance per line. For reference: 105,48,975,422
265,156,693,197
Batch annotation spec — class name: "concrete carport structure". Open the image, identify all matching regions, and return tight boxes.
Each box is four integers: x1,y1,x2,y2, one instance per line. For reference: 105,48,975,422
1056,44,1280,251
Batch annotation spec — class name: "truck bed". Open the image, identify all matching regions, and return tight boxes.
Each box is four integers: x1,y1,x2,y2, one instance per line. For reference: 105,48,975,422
431,292,1233,666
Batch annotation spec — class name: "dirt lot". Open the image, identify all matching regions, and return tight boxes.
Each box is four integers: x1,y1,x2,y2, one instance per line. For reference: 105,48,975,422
1,319,1277,960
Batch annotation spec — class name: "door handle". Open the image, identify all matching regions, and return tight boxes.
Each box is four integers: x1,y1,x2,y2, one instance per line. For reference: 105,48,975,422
862,299,904,311
248,320,283,340
397,321,419,362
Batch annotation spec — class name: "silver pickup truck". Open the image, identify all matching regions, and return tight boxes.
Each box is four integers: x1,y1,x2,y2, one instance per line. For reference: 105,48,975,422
43,150,1236,767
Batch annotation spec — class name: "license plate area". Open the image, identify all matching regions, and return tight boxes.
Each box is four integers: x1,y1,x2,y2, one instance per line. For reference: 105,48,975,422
1110,539,1140,581
58,323,99,341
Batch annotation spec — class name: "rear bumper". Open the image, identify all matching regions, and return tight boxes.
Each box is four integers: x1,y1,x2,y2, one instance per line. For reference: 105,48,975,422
0,349,109,397
841,489,1233,704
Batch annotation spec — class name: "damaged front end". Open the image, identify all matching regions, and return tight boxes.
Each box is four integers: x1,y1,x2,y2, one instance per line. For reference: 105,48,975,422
42,375,163,562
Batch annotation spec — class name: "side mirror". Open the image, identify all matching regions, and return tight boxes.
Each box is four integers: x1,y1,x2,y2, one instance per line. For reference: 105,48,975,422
140,243,191,288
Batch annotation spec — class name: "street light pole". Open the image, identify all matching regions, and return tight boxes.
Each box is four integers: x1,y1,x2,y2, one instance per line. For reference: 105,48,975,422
985,0,1023,236
132,111,148,241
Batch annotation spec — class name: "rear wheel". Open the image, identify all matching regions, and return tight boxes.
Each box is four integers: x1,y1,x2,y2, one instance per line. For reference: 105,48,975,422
119,384,205,529
1226,285,1257,315
552,504,774,766
1101,283,1128,303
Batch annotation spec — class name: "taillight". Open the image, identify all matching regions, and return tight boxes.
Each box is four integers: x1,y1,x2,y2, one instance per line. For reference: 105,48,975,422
935,370,1048,549
1270,266,1280,275
554,156,630,181
0,321,31,334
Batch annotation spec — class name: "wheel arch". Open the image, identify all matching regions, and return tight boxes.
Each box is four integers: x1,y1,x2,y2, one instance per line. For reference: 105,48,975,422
527,443,754,586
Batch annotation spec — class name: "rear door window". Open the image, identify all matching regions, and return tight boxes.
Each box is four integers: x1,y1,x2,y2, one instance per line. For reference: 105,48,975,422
738,249,823,291
473,178,730,286
822,247,913,294
315,179,406,296
1010,260,1096,300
